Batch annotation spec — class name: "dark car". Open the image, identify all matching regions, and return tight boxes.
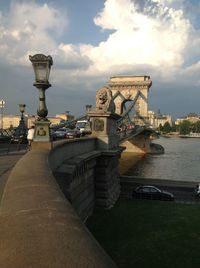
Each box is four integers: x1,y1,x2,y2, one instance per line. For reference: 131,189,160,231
65,129,81,139
54,128,69,139
133,185,174,201
0,134,11,143
50,129,57,141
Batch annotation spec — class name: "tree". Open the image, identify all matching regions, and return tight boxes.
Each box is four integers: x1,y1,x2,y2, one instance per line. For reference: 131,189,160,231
179,120,192,135
158,124,163,132
192,121,200,133
163,122,171,133
171,122,177,132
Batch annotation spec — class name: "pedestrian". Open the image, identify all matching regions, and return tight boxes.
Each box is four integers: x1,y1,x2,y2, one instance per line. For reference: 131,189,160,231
27,125,35,150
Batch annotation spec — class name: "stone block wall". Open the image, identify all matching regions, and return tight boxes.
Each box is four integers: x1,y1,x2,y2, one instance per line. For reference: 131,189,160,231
53,151,100,221
49,139,123,221
95,152,121,208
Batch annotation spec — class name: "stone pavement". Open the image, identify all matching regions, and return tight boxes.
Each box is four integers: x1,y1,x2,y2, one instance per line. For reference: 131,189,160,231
0,150,25,202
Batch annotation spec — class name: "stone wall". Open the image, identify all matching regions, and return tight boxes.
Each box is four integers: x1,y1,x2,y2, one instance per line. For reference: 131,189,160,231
49,138,122,221
95,151,122,208
0,147,117,267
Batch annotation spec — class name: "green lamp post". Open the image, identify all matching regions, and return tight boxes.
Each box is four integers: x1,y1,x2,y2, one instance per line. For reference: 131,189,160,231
29,54,53,142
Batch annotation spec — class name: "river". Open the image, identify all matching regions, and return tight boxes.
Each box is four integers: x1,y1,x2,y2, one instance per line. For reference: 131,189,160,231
122,137,200,183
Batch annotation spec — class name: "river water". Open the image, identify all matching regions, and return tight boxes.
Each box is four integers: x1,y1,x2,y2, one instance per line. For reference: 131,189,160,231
123,137,200,183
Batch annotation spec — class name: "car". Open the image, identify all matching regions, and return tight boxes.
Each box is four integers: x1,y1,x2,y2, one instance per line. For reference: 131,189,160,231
65,129,81,139
133,185,174,201
0,134,11,143
195,184,200,197
54,128,69,139
50,129,57,141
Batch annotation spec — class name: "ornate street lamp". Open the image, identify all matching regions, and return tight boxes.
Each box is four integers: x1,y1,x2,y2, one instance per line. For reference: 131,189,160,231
86,105,92,113
0,99,5,131
65,110,70,121
86,105,92,120
29,54,53,142
13,104,27,142
19,104,26,121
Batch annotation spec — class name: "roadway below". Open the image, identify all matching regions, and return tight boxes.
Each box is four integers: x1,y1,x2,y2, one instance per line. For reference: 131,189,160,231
0,144,26,202
120,176,200,204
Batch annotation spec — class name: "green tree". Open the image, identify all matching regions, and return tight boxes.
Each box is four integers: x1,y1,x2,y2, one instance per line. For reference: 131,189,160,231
179,120,192,135
163,122,171,133
171,122,177,132
158,124,163,132
192,121,200,133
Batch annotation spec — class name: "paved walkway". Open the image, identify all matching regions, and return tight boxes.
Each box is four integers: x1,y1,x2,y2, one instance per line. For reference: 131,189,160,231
0,148,26,202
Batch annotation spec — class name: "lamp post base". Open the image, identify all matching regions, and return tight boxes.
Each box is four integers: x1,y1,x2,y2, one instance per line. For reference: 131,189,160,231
34,120,51,142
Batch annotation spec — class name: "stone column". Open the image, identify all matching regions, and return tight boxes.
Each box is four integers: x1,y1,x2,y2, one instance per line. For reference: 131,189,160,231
88,110,120,150
95,149,123,208
88,109,124,208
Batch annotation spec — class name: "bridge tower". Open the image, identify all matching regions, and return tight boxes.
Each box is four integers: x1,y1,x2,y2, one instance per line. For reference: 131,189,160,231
108,75,152,125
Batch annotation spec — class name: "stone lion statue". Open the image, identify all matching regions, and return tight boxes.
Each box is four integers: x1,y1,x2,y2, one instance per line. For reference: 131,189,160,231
96,86,114,112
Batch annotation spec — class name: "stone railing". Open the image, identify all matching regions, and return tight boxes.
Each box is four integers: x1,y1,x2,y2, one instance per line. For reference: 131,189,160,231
50,137,99,220
0,137,119,267
49,137,121,220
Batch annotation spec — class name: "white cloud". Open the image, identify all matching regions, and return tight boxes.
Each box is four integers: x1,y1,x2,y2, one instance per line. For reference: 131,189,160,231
0,0,195,79
1,0,200,117
80,0,191,76
0,1,67,65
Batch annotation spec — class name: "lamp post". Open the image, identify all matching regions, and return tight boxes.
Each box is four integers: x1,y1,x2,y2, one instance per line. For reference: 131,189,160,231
86,105,92,113
65,110,70,121
29,53,53,142
18,103,26,132
14,104,27,140
86,105,92,120
19,104,26,122
0,99,5,131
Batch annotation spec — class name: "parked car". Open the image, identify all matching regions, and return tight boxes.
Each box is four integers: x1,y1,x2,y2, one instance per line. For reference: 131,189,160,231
0,134,11,143
133,185,174,201
54,128,69,139
50,129,57,141
65,129,81,139
195,183,200,197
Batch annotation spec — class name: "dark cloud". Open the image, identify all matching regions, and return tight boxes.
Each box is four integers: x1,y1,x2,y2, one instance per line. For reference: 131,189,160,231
149,80,200,120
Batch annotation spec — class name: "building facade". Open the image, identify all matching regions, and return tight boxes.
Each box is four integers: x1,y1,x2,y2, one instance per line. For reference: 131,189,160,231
175,113,200,125
148,111,172,129
1,114,74,129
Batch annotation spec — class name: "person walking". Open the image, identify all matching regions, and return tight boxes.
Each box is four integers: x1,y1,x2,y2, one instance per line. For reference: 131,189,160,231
27,125,35,150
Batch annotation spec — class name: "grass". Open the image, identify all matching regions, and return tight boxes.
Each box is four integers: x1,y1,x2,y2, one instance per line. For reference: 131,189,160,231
86,199,200,268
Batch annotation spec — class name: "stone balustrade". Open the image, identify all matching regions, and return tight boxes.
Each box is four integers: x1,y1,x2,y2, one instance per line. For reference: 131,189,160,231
0,137,121,267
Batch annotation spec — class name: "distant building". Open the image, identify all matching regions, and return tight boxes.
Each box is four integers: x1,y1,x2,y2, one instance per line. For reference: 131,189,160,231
26,115,63,128
148,111,172,129
56,113,74,121
2,113,74,129
175,113,200,125
1,115,23,129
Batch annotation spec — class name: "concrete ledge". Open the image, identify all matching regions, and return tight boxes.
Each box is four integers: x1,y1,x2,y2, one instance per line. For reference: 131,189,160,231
0,149,117,268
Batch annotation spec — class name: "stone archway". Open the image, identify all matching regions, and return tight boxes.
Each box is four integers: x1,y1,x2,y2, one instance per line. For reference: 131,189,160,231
107,76,152,120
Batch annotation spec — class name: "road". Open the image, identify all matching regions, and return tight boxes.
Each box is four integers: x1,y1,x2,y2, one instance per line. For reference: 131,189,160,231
120,176,200,204
0,144,26,202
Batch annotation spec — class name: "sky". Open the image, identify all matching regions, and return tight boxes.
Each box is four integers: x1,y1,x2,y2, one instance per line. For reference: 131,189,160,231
1,0,200,119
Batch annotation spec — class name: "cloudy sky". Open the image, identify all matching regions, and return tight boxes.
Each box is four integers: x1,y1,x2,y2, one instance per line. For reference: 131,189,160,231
1,0,200,119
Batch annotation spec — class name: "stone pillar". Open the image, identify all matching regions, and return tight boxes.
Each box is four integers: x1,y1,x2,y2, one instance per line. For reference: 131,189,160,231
95,149,123,208
88,110,120,150
88,109,124,208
